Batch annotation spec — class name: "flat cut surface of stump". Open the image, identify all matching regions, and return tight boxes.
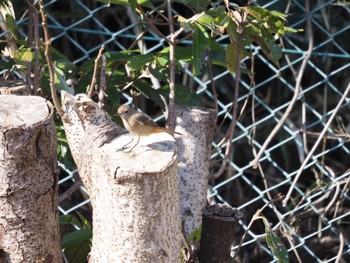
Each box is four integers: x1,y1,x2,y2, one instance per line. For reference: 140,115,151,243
108,132,177,174
0,95,49,127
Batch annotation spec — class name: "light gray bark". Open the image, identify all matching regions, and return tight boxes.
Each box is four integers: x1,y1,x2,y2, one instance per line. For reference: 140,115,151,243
61,92,181,262
175,106,216,236
0,80,31,95
0,95,62,262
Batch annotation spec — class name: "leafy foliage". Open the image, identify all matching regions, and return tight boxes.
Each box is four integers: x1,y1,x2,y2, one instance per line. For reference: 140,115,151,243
83,0,296,113
0,0,296,118
60,213,92,263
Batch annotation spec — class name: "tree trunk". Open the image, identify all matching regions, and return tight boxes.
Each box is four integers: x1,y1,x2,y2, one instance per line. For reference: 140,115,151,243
0,95,62,262
175,106,216,236
61,92,182,262
199,204,241,263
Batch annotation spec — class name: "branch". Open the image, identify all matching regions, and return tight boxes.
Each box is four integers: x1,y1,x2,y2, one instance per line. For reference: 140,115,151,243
137,4,173,46
26,0,33,92
249,0,314,169
232,194,283,261
282,81,350,207
88,44,105,98
98,54,107,108
38,0,63,116
207,51,218,117
31,0,40,94
209,11,245,180
166,0,176,129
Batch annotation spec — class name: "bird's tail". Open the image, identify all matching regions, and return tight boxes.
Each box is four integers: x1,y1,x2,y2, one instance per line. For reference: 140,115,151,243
160,127,182,135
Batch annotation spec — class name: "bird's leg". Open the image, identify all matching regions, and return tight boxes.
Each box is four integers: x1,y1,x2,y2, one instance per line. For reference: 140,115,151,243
125,136,140,153
119,135,134,151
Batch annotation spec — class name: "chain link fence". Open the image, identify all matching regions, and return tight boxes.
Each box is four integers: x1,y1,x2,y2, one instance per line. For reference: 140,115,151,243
2,0,350,262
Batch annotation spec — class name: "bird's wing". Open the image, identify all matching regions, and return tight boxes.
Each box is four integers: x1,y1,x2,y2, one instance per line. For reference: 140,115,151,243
135,113,159,127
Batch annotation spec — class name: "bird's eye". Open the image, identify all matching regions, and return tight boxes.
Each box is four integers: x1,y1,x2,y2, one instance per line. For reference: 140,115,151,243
125,110,128,113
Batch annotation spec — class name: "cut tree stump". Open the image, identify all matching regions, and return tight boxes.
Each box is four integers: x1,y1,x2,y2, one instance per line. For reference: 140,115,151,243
0,95,62,263
175,106,216,237
61,92,182,262
199,204,242,263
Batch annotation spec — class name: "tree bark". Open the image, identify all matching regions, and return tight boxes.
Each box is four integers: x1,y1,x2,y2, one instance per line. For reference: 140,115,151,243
199,204,241,263
0,80,31,95
0,95,62,262
61,92,182,262
175,106,216,236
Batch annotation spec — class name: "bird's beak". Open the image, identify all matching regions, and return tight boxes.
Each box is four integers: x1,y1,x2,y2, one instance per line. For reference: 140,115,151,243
115,112,121,116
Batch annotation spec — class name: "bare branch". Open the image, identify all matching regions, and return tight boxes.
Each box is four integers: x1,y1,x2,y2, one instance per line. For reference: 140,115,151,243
209,10,245,180
38,0,63,116
282,81,350,207
88,44,105,98
166,0,176,129
250,0,314,169
98,55,107,108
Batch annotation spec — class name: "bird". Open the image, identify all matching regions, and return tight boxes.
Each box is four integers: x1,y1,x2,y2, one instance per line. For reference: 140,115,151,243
116,105,181,152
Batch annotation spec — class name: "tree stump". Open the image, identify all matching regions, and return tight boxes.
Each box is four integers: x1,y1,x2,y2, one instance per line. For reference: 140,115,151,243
0,80,31,95
0,95,62,262
199,204,242,263
175,106,216,236
61,92,182,262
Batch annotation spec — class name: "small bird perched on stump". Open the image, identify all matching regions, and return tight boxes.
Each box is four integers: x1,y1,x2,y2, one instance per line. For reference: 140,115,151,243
116,105,180,152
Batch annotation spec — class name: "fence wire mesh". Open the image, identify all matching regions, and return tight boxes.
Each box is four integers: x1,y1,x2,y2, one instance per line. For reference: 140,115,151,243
2,0,350,262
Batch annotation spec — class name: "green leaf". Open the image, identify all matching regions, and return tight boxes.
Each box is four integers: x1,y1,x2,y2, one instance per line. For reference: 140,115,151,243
261,217,289,263
270,10,288,20
62,229,92,263
137,0,155,9
225,43,238,73
0,1,18,39
62,228,92,247
246,6,272,22
188,226,202,244
95,0,153,8
160,46,193,63
192,24,210,75
127,54,154,70
254,36,281,68
5,13,19,39
148,68,168,82
196,13,217,28
13,47,33,63
95,0,129,6
60,214,84,229
173,0,208,11
178,15,195,32
55,67,75,94
160,84,204,107
225,18,238,43
79,51,131,73
133,79,166,110
269,41,282,61
206,6,226,17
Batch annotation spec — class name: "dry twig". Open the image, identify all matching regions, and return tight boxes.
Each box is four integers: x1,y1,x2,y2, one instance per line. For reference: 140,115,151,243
209,9,246,180
282,81,350,206
38,0,62,116
88,44,105,98
98,54,107,108
250,0,314,169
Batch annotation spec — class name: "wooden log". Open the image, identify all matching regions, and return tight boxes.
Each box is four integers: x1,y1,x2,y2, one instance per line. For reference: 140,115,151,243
0,95,62,262
61,92,182,262
175,106,216,236
199,204,242,263
0,80,31,95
